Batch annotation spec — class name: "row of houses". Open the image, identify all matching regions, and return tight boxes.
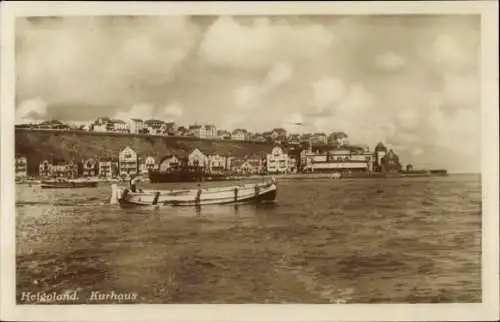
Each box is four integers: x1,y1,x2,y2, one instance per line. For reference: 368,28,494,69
15,146,296,178
17,117,351,146
15,142,401,179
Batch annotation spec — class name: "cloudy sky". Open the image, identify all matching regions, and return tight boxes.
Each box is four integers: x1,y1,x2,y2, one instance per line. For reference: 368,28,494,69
15,15,480,173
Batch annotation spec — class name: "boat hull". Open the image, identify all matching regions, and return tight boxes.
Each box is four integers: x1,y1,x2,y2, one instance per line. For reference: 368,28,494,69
111,181,277,207
149,170,229,183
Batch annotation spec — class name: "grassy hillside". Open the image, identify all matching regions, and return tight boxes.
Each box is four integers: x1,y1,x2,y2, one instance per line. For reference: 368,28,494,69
15,129,275,175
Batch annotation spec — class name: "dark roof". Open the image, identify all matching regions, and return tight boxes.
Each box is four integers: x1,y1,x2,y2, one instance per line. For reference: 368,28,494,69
145,119,165,126
98,157,118,162
330,131,348,138
52,159,68,166
375,142,387,152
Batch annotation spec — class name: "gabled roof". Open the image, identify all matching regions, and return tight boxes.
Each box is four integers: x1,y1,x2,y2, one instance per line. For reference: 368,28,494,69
120,146,136,153
270,144,288,154
230,159,245,168
160,154,182,163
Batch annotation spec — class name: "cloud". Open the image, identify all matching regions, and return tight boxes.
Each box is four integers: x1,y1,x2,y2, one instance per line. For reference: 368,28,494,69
16,16,201,108
431,34,469,68
396,108,420,131
112,102,184,122
376,52,406,71
199,16,334,71
442,74,479,108
16,98,48,123
311,77,345,111
234,84,260,111
113,103,155,121
233,62,293,112
261,62,293,92
161,103,185,118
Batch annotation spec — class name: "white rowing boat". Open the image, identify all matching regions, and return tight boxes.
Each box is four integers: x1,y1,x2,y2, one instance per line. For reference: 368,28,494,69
110,178,277,207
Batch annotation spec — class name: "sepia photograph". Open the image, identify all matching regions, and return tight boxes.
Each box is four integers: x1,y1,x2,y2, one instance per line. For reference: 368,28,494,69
1,1,499,322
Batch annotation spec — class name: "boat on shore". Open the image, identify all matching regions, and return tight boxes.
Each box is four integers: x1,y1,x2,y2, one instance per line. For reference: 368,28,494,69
110,178,277,207
40,178,99,189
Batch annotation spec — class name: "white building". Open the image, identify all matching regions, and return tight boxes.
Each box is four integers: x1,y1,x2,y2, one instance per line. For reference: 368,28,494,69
302,148,374,173
204,125,217,138
189,125,205,138
82,158,98,177
207,154,227,173
266,146,289,174
231,129,247,141
111,120,129,133
119,146,138,176
15,156,28,178
139,156,158,175
98,159,119,178
159,155,182,172
39,160,52,177
128,119,146,134
92,123,108,132
188,148,208,169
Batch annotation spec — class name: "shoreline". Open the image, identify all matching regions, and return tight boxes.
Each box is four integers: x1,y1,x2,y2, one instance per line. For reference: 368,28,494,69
15,171,452,185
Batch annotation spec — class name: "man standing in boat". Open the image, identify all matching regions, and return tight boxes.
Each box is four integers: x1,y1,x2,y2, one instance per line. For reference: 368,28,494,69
129,175,141,193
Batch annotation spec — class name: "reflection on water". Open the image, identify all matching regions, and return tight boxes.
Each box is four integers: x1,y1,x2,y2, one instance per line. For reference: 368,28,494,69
16,175,481,303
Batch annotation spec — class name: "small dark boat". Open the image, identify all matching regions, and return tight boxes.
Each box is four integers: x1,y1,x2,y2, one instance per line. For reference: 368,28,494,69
40,178,99,189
